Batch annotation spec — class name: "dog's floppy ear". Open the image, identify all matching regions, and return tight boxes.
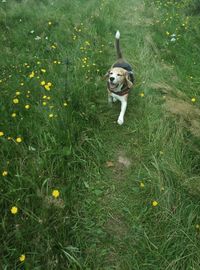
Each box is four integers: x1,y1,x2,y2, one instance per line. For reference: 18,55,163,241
103,69,110,80
125,72,133,88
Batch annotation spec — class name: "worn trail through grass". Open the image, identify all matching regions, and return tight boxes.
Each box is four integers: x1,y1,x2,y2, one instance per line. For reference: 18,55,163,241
78,1,200,269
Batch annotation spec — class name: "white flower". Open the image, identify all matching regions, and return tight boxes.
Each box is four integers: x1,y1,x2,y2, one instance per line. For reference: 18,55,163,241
35,36,41,40
170,37,176,42
30,30,35,34
171,33,176,37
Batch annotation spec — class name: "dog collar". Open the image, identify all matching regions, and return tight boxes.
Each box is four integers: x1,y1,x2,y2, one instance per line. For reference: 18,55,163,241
107,82,130,96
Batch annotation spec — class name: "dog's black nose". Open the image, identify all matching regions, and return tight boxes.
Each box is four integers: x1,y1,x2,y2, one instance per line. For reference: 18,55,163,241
110,77,115,82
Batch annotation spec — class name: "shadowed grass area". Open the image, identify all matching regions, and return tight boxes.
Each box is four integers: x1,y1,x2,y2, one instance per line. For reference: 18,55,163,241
1,0,200,269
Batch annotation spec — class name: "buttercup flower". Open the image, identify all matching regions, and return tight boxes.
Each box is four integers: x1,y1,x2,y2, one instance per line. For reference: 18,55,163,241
140,182,145,188
25,105,30,109
19,254,26,262
0,131,4,136
152,201,158,207
29,71,35,78
13,98,19,104
11,206,18,214
2,171,8,176
191,97,196,103
52,189,60,198
12,113,17,117
16,137,22,143
40,81,46,86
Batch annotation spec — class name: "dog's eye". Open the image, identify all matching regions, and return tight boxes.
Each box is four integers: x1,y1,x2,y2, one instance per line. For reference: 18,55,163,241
117,74,122,76
109,72,113,75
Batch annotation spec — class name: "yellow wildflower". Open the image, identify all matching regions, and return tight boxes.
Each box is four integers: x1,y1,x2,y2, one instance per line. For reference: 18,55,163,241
152,201,158,207
49,113,54,118
44,84,51,91
48,21,52,25
41,69,46,73
52,189,60,198
140,182,145,188
0,131,4,136
11,113,17,117
40,81,46,86
16,91,20,96
29,71,35,78
25,105,30,109
63,102,68,107
140,92,145,97
11,206,18,214
16,137,22,143
13,98,19,104
42,102,47,106
19,254,26,262
191,97,196,103
2,171,8,176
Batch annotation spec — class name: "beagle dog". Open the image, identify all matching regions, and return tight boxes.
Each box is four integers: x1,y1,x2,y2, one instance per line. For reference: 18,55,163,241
104,31,134,125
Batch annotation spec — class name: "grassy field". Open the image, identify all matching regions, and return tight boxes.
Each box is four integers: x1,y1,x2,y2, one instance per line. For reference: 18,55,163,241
1,0,200,269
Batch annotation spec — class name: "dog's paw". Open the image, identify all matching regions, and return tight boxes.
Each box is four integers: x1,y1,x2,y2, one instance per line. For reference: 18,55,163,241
117,118,124,125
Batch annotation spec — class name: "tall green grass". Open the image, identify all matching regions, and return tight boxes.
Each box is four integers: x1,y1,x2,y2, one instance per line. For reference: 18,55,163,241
1,0,200,269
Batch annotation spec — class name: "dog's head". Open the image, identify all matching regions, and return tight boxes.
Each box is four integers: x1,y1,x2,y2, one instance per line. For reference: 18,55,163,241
104,67,133,90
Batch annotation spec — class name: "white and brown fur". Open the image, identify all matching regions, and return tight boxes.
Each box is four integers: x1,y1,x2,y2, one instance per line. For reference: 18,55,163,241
104,31,134,125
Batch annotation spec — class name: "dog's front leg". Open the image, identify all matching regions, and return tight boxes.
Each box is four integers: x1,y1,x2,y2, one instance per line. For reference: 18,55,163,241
117,98,127,125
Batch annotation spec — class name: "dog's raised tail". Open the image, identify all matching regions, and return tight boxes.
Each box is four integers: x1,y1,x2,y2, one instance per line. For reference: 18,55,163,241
115,30,122,59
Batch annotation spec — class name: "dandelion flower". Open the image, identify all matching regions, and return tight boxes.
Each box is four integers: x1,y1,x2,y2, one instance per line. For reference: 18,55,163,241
19,254,26,262
13,98,19,104
11,206,18,214
52,189,60,198
48,21,52,25
63,102,68,107
44,84,51,91
25,105,30,109
140,182,145,188
191,97,196,103
16,137,22,143
40,81,46,86
2,171,8,176
49,113,54,118
29,71,35,78
140,92,145,97
16,91,21,96
152,201,158,207
0,131,4,136
42,102,47,106
11,113,17,117
41,69,46,73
